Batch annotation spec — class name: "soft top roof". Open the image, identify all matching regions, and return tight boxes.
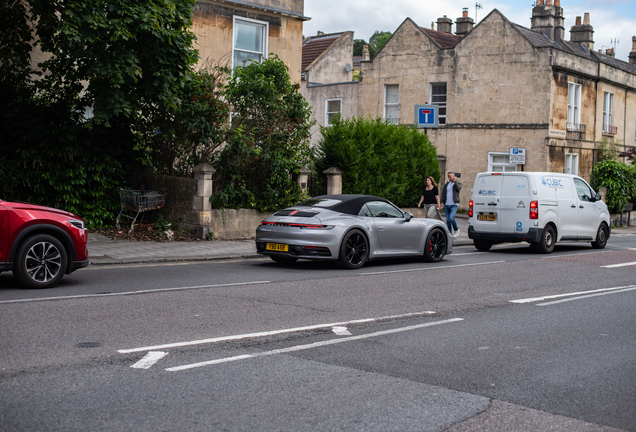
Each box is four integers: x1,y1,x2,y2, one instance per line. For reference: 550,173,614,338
300,194,393,216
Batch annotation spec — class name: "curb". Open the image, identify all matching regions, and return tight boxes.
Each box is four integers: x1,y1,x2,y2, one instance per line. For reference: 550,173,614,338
88,253,263,266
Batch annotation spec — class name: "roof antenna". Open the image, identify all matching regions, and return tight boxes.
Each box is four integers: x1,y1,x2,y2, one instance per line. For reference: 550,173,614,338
611,37,619,51
475,3,483,23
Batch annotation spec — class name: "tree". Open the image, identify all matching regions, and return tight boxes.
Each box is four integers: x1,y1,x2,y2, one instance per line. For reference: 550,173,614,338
353,39,367,56
369,31,392,57
211,56,314,211
0,0,199,227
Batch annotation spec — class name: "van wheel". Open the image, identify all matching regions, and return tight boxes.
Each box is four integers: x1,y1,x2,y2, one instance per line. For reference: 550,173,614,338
534,225,556,254
591,224,608,249
473,240,493,251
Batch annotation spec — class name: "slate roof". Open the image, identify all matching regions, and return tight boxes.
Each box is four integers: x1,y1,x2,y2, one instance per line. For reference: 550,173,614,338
420,28,463,48
302,33,343,72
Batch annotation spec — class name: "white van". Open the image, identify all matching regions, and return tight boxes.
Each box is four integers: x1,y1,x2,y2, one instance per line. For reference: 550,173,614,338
467,172,610,253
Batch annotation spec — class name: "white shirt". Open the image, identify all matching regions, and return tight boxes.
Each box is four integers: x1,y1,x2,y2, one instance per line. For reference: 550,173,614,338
445,182,455,206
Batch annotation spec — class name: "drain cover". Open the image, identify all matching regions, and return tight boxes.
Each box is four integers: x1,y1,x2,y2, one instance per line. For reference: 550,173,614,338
75,342,102,348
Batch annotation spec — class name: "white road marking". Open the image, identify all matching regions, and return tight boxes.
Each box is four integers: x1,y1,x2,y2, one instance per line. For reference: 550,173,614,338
332,326,351,336
450,252,488,256
131,351,168,369
601,261,636,268
0,281,270,305
510,285,636,304
118,310,440,354
166,318,464,372
360,261,505,276
537,287,636,306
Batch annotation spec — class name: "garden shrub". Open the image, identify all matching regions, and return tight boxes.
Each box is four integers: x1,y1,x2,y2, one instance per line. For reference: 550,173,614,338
591,159,636,213
314,117,440,207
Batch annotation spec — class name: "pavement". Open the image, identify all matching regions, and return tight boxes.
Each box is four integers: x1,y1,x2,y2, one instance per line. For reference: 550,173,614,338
87,215,636,266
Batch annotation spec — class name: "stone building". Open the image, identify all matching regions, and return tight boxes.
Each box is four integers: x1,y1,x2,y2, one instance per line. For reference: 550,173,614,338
305,2,636,208
300,31,359,145
192,0,309,82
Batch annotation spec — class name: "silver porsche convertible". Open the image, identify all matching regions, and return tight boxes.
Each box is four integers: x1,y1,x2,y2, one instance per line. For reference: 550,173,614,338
255,194,452,269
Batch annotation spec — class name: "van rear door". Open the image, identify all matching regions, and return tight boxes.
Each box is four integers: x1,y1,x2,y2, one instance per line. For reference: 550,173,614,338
500,174,530,234
472,173,503,233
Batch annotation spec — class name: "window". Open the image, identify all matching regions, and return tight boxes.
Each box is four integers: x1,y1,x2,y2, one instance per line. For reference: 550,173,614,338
567,82,581,129
430,83,447,125
574,178,593,202
233,17,268,69
603,92,613,133
384,84,399,124
565,153,579,175
488,152,517,172
325,99,341,126
365,201,404,218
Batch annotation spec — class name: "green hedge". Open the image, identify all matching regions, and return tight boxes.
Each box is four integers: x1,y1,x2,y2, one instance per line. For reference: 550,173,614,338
591,159,636,213
315,117,440,207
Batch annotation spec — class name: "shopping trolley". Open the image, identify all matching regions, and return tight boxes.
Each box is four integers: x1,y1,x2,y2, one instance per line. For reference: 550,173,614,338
116,188,166,232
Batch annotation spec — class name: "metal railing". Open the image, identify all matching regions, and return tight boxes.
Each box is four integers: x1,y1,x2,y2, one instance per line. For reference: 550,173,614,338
602,124,618,135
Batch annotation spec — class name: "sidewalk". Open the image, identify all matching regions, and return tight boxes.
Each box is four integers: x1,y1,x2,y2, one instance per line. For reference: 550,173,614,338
87,216,473,266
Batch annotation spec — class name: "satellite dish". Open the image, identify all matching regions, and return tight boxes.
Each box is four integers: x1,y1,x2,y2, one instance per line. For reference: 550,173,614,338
345,63,352,72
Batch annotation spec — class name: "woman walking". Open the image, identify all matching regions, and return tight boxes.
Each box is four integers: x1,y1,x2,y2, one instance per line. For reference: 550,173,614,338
417,176,442,220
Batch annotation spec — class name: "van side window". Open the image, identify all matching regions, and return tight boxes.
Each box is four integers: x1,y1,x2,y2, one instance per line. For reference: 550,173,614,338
574,178,592,202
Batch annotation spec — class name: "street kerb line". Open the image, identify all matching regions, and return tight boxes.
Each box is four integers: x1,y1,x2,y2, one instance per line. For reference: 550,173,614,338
118,310,438,354
360,260,506,276
0,281,271,305
510,285,636,304
537,287,636,306
166,318,464,372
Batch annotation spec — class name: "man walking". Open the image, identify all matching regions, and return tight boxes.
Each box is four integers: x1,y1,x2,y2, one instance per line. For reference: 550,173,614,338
440,171,462,238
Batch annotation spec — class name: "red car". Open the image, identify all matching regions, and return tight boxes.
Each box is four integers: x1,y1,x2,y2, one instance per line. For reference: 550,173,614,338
0,199,89,288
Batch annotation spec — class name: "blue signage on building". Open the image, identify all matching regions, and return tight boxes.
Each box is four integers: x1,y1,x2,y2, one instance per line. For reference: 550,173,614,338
414,104,439,128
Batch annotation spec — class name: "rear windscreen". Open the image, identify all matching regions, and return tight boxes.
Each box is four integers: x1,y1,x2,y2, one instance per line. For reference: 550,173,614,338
475,175,503,198
502,175,529,197
299,198,342,207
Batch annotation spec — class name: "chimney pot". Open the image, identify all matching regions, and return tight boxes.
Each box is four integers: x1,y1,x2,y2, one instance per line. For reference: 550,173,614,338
317,30,324,36
555,0,560,6
629,36,636,65
362,44,370,61
583,13,590,25
432,22,435,30
546,0,552,5
632,36,636,52
463,8,468,17
537,0,544,5
575,16,581,25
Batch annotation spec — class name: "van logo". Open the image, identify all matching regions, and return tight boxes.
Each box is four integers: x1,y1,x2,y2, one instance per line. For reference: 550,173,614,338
517,201,525,208
541,177,564,188
478,190,496,195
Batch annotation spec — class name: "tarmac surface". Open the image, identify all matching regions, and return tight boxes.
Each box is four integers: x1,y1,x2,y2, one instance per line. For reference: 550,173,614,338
87,215,636,266
87,215,473,266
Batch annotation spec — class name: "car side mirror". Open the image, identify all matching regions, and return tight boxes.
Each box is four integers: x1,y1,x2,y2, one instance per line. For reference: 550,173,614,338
594,191,602,201
404,212,413,222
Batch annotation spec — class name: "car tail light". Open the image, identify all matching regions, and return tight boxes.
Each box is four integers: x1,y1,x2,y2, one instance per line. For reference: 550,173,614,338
261,221,333,229
529,201,538,219
468,200,473,218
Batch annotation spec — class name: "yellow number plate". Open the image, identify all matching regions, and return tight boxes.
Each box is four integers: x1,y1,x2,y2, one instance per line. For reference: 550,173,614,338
478,214,497,221
266,243,288,252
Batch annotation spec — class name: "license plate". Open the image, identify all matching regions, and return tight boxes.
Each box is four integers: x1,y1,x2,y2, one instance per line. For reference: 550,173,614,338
266,243,288,252
478,214,497,221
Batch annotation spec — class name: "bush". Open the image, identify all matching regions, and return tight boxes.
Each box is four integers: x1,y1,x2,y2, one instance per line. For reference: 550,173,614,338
314,117,440,207
591,159,636,213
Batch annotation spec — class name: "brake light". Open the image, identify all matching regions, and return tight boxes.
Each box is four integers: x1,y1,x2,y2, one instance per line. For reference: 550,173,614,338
491,173,502,175
468,200,473,218
261,221,332,229
529,201,538,219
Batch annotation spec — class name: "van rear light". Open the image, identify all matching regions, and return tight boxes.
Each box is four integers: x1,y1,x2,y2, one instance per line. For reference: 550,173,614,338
491,173,502,175
529,201,538,219
468,200,473,218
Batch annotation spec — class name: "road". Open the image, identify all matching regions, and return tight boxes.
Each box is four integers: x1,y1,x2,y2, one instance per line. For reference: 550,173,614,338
1,233,635,431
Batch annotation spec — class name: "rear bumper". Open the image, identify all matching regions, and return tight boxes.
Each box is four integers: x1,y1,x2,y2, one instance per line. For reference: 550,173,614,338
468,226,542,243
69,259,89,273
0,262,11,271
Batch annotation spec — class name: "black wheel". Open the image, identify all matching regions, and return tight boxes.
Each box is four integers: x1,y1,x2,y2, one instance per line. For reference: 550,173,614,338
337,229,368,269
424,228,447,262
14,234,68,288
591,224,608,249
534,225,556,254
270,256,298,265
473,240,493,251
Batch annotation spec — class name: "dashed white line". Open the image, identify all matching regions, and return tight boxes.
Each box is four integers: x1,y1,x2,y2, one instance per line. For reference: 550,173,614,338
131,351,168,369
166,318,464,372
332,326,351,336
510,285,636,304
0,281,270,305
601,261,636,268
118,310,440,354
360,261,505,276
537,287,636,306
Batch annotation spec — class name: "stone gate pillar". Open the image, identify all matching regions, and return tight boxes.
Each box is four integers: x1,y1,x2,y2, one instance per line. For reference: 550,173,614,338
192,163,215,239
323,167,343,195
298,166,311,191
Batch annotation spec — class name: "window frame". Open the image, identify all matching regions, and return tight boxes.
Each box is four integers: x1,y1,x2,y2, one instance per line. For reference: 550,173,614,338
488,152,518,172
384,84,399,124
430,82,447,125
603,91,613,131
567,82,581,129
232,16,269,70
565,153,579,175
324,98,342,127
